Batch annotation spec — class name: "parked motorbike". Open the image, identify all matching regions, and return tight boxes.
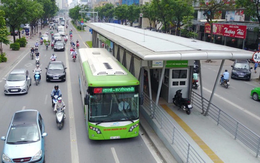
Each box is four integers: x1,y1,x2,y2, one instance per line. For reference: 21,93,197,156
172,89,193,115
220,75,230,89
192,79,199,89
35,56,40,65
55,107,65,130
34,72,40,86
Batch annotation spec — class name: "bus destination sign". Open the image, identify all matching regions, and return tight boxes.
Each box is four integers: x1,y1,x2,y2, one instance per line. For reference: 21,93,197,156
102,87,135,93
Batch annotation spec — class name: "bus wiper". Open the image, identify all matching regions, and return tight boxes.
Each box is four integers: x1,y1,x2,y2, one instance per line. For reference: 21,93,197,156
96,121,104,125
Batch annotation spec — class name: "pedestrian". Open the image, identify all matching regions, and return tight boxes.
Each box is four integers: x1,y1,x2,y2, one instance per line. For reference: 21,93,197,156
254,62,258,73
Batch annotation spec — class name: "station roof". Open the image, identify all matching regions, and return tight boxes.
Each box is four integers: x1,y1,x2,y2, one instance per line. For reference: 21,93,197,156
87,23,253,61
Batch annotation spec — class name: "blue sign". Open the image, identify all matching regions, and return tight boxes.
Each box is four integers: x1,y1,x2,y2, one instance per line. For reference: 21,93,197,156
81,22,84,25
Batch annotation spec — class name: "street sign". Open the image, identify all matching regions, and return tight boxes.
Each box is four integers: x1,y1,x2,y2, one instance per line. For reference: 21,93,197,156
252,51,260,63
140,13,143,17
81,22,84,25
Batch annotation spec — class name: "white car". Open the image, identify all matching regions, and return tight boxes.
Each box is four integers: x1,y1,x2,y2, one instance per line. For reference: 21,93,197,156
53,33,61,41
41,34,49,41
4,69,31,95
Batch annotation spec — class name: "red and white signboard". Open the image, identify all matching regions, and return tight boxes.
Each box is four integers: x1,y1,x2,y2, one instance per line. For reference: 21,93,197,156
223,25,247,39
252,51,260,63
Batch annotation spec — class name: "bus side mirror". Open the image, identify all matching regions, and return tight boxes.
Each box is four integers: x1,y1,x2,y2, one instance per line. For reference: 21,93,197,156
84,95,89,105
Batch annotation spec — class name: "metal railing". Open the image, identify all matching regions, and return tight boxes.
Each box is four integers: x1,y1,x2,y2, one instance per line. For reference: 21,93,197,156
142,93,206,163
191,90,260,158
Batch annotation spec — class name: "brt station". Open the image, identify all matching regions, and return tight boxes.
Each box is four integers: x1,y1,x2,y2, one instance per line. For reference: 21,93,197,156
86,23,254,161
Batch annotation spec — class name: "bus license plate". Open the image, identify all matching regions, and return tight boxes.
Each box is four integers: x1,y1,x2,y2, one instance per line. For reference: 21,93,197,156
110,136,120,139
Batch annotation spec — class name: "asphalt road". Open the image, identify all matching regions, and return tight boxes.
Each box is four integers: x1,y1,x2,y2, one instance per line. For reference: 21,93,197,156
195,61,260,136
0,23,162,163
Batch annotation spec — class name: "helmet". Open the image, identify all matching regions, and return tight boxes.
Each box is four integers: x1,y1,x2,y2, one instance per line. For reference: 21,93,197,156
54,85,59,90
58,97,62,103
225,69,228,72
52,53,55,56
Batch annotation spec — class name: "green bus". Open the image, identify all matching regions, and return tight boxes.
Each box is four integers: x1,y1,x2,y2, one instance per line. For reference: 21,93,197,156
78,48,140,140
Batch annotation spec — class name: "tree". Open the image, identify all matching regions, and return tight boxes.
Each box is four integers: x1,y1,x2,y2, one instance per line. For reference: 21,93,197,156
141,2,157,29
126,4,140,26
69,5,82,21
103,4,115,22
151,0,171,33
170,0,194,35
0,10,10,55
114,5,128,24
236,0,260,23
1,0,31,42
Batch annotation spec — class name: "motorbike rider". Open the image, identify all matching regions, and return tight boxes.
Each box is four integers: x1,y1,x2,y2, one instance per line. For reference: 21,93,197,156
54,97,66,118
221,69,229,84
35,41,39,47
30,47,35,53
51,85,62,102
50,53,57,61
33,64,42,80
71,50,77,58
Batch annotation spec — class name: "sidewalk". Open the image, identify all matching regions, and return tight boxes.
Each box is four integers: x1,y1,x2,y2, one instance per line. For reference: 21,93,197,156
0,26,48,80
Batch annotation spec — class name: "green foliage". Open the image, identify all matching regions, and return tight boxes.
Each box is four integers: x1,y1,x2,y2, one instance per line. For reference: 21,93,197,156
10,42,20,50
69,5,82,21
0,10,9,45
236,0,260,23
114,4,128,24
127,4,140,25
0,53,7,62
43,40,50,45
15,37,27,47
86,41,92,48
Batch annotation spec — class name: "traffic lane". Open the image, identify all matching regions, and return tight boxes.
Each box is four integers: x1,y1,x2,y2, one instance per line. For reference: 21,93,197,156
197,87,260,136
0,40,72,162
200,63,259,115
199,65,260,135
67,42,159,163
35,39,72,163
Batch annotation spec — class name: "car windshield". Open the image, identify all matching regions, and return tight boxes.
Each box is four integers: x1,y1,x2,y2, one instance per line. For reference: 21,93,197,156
54,34,60,37
7,74,25,81
42,34,48,37
234,63,249,69
7,124,40,144
49,63,63,70
89,93,139,123
55,42,63,46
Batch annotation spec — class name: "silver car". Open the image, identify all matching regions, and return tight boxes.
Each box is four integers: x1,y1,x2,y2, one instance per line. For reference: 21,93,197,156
4,69,31,95
1,109,47,163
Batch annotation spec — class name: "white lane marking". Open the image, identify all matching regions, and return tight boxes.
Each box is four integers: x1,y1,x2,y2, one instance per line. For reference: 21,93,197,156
203,87,260,121
65,40,79,163
22,106,26,110
44,94,48,105
139,128,163,163
111,147,120,163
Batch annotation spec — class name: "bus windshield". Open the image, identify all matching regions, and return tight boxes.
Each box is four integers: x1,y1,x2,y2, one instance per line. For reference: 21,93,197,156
89,93,139,122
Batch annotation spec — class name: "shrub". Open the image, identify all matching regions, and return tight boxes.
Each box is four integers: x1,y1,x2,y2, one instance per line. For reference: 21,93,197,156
10,43,20,50
15,37,27,47
0,53,7,62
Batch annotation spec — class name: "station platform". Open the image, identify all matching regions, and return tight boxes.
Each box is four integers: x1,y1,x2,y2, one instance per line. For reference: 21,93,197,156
141,92,260,163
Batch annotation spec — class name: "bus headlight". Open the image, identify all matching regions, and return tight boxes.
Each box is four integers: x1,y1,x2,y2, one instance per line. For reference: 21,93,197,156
89,126,102,134
129,123,139,132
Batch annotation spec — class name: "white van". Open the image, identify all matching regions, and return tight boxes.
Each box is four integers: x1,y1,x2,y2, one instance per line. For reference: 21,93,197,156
58,26,65,36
